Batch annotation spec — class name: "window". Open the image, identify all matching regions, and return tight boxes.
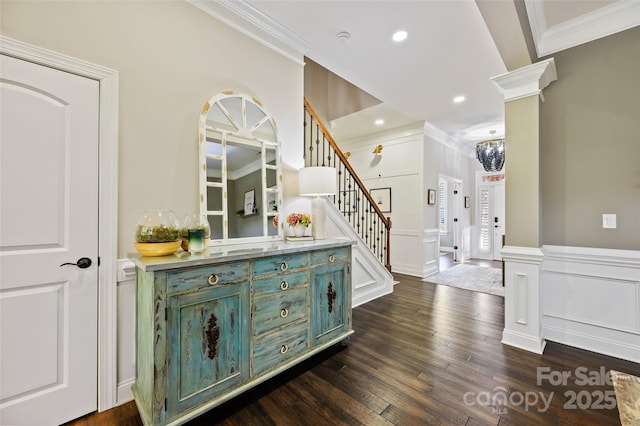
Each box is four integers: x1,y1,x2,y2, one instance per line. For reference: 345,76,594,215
479,188,491,251
438,177,447,234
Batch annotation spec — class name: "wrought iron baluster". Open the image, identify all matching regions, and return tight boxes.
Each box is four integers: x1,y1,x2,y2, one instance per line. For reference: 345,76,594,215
302,100,391,272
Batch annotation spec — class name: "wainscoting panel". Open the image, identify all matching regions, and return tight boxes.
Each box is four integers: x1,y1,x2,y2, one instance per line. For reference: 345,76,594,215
422,228,440,277
326,202,394,307
542,245,640,363
515,273,528,325
116,259,136,405
390,229,424,277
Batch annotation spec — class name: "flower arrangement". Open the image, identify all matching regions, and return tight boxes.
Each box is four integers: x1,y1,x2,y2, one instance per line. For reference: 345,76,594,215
286,213,311,227
272,215,279,228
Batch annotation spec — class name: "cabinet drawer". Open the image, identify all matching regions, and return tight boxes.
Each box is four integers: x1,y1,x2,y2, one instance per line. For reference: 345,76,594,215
252,321,308,376
253,253,308,278
310,247,350,266
252,287,308,335
167,261,249,294
253,270,308,297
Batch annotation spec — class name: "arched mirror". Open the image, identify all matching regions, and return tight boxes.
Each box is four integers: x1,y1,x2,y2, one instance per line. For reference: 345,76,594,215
199,93,281,245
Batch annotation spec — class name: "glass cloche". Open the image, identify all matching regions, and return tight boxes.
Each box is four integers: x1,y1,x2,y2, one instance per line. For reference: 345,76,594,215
134,210,182,256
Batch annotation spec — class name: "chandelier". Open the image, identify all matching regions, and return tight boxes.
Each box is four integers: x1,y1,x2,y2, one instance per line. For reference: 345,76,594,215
476,131,505,172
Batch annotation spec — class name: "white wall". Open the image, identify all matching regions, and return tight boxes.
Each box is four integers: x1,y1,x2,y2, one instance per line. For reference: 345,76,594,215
340,124,425,276
339,122,480,277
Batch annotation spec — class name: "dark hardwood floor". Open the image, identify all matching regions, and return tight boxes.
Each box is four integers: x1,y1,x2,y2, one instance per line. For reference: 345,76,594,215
68,267,637,425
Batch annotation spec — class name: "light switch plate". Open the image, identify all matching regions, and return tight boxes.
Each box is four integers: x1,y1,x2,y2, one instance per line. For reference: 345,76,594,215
602,214,617,229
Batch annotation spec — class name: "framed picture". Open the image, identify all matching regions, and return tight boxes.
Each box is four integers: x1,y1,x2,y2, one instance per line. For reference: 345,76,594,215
370,187,391,213
464,196,470,209
427,188,436,205
243,189,255,215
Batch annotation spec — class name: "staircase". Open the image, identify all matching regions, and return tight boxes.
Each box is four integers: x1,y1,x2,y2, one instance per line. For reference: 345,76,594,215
303,99,394,306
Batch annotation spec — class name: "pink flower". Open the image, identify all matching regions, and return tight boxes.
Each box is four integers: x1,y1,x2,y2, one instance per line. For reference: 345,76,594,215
286,213,311,227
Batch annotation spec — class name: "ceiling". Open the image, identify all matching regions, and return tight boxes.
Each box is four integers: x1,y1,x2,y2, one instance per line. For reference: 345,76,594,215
189,0,639,156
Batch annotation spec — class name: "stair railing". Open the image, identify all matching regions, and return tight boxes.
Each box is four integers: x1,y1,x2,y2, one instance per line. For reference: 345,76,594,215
303,98,392,271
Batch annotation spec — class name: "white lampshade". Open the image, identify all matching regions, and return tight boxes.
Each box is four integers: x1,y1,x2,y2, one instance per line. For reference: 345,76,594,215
299,167,336,196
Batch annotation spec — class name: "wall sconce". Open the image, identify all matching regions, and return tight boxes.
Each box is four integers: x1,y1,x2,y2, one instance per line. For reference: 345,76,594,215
372,145,383,155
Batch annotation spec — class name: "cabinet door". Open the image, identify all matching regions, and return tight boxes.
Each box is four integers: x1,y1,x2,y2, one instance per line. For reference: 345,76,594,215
310,262,350,346
166,282,249,417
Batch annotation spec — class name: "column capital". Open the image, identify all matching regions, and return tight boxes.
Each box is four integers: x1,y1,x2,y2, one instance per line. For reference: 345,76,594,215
491,58,557,102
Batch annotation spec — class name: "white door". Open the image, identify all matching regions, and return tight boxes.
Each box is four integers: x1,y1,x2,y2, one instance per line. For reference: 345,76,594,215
492,184,505,260
477,183,505,261
451,182,462,262
0,54,99,425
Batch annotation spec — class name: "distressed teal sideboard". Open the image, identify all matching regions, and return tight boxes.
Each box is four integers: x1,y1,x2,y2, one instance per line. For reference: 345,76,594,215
129,239,353,426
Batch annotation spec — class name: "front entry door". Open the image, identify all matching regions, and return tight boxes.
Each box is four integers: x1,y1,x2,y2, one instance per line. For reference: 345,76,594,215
478,183,505,261
492,184,505,260
0,54,99,425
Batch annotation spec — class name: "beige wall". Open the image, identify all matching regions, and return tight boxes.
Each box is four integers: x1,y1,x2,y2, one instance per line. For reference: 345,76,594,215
1,0,304,258
304,57,380,124
303,58,330,125
505,95,541,248
541,27,640,250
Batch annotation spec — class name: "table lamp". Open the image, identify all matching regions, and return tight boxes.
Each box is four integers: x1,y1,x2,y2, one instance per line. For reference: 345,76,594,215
298,167,337,239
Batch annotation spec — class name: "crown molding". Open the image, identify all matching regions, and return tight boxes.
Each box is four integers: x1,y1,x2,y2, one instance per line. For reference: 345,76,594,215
423,122,475,159
526,0,640,57
186,0,309,66
490,58,557,102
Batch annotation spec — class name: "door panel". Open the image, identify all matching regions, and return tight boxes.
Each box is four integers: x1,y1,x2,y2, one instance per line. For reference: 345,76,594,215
0,54,99,425
493,184,505,260
478,187,493,259
311,263,347,345
167,283,249,417
477,183,505,261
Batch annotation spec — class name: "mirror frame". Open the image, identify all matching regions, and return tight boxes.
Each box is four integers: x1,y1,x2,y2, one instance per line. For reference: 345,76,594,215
199,92,282,245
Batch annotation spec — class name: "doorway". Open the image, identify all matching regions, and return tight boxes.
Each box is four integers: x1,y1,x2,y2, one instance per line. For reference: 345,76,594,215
438,174,463,262
0,36,119,423
476,172,505,261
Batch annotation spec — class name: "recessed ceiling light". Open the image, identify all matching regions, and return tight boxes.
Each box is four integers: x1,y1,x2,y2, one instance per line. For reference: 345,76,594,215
453,95,466,103
375,119,385,126
392,30,408,42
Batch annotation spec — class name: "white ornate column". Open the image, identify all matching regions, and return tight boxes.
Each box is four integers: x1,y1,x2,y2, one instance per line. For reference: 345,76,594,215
490,58,556,354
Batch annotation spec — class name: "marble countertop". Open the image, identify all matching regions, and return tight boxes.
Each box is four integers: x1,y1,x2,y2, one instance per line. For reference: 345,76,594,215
612,370,640,426
129,238,354,272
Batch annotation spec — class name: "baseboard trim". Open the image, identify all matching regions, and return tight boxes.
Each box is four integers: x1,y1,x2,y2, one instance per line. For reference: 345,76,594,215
545,324,639,363
502,329,546,354
116,378,134,406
